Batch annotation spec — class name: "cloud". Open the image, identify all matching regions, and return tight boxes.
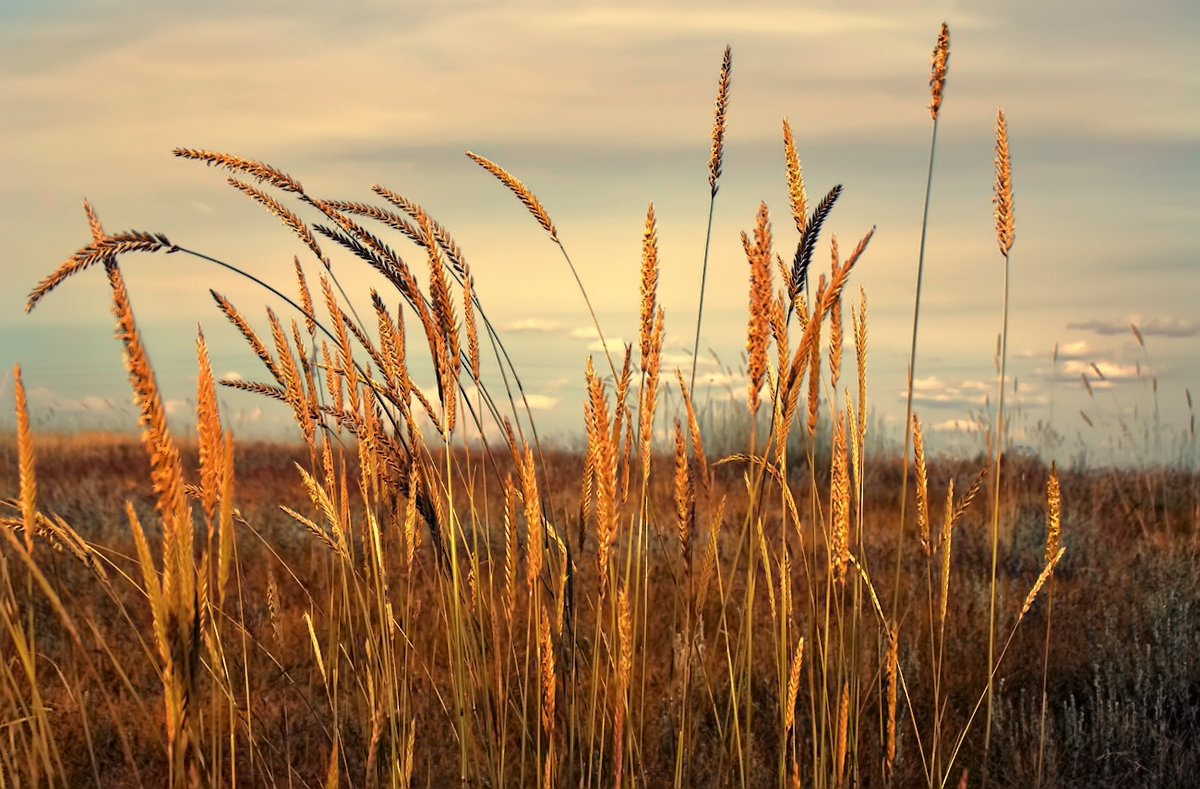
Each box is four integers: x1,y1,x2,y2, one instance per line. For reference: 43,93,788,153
570,326,599,340
660,351,713,370
1066,317,1200,338
234,407,263,423
586,336,626,354
694,370,745,391
931,418,981,433
523,394,560,411
907,376,990,409
26,386,125,413
221,370,243,381
507,317,562,333
1061,359,1140,382
1054,341,1105,361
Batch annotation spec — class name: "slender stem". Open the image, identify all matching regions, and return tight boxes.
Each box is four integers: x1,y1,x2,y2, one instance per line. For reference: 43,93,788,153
689,196,719,394
1036,586,1054,787
983,249,1011,785
557,241,620,386
892,118,940,624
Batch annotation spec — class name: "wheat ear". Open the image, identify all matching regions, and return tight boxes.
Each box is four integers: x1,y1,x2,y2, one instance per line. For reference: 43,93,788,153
27,230,176,312
173,148,305,194
638,203,659,371
708,45,732,196
466,151,557,240
831,408,851,584
782,118,807,235
745,202,772,416
929,23,951,120
912,413,930,553
993,109,1014,257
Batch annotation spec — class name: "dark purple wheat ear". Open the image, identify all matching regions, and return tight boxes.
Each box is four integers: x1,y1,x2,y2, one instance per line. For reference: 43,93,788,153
789,183,842,306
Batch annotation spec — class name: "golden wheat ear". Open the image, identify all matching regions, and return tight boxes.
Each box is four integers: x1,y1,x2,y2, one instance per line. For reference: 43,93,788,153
174,148,305,195
929,23,951,120
27,230,176,312
465,151,558,241
708,45,732,197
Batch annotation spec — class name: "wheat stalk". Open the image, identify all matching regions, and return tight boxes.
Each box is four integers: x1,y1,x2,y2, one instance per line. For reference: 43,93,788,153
993,109,1015,257
521,445,543,590
14,366,36,552
789,184,842,308
929,23,951,120
835,679,850,785
614,587,633,789
226,177,331,268
1045,462,1061,564
370,184,469,276
784,637,805,736
174,148,305,194
939,478,956,629
466,151,557,241
27,231,176,312
463,267,480,381
708,45,732,196
673,420,694,562
913,414,930,553
639,203,659,371
831,409,851,584
782,118,807,235
675,369,709,498
745,202,773,416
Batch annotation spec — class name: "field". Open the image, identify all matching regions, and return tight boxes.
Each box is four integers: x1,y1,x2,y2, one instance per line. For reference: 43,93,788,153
4,25,1199,789
2,433,1198,788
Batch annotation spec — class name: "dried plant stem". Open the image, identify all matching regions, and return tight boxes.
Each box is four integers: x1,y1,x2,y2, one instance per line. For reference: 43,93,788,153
894,22,950,627
690,45,731,394
984,107,1015,784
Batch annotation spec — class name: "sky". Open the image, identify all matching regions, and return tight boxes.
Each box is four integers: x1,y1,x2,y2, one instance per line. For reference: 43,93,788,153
2,0,1198,464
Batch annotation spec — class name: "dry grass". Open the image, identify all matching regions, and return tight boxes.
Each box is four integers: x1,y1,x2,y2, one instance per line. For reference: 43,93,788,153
3,25,1197,789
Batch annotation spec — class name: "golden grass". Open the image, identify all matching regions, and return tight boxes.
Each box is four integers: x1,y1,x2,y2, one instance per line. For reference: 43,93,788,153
2,28,1135,789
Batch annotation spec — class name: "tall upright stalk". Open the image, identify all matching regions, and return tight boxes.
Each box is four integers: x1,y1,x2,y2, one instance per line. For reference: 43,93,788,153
893,22,951,624
689,46,731,395
983,106,1015,785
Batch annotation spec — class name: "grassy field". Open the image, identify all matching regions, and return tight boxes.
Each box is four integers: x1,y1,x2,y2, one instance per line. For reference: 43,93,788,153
2,434,1198,787
3,24,1199,789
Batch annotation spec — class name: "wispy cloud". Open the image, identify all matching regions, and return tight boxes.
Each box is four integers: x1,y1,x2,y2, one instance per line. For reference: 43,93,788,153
1055,340,1107,361
1061,359,1141,382
660,351,713,370
586,337,627,354
694,370,745,391
930,418,981,433
1066,317,1200,338
524,394,560,411
907,376,990,409
507,317,562,333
